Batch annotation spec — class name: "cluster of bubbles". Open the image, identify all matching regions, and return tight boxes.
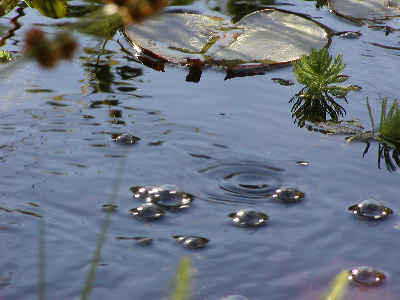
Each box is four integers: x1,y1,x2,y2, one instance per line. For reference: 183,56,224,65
107,158,395,287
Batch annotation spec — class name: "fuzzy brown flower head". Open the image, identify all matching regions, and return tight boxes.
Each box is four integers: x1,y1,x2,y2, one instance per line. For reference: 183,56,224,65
24,29,77,69
103,0,167,24
55,32,77,60
24,28,46,51
24,28,57,68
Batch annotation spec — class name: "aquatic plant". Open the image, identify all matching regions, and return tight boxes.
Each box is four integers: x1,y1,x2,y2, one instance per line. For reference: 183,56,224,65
320,270,349,300
24,0,67,19
346,98,400,171
290,48,359,127
0,49,12,63
171,256,192,300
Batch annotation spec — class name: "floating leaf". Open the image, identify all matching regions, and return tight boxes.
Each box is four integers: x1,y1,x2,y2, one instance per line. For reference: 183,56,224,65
123,8,330,70
24,0,67,19
328,0,400,24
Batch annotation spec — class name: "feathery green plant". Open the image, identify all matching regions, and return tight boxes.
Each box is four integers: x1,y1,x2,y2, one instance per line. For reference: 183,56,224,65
290,48,359,127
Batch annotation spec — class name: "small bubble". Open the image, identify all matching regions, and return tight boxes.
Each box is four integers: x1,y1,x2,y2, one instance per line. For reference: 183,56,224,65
113,134,140,145
348,266,386,286
272,187,304,203
115,236,153,245
338,31,361,39
102,203,118,211
129,203,164,220
228,210,268,227
271,78,294,86
296,161,310,166
348,199,393,220
173,235,209,249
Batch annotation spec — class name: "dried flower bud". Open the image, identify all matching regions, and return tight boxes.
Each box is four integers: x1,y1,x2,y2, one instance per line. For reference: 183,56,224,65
24,28,77,69
55,32,77,60
24,28,46,53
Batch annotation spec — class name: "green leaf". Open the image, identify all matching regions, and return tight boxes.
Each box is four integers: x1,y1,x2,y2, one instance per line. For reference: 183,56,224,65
320,270,349,300
24,0,67,19
66,8,122,38
379,99,400,143
0,50,12,63
171,256,192,300
0,0,18,17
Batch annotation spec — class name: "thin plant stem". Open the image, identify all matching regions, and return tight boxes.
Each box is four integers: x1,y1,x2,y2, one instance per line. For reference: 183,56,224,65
81,149,128,300
172,256,191,300
39,217,46,300
366,97,375,135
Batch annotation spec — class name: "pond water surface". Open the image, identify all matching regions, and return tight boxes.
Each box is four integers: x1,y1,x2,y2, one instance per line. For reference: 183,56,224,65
0,1,399,300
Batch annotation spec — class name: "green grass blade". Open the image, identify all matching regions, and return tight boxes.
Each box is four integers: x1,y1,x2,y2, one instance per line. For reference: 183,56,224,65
81,150,127,300
171,256,192,300
39,217,46,300
379,97,388,133
320,270,349,300
366,97,375,134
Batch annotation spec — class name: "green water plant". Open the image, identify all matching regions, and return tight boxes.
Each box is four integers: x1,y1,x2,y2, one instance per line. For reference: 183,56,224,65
346,97,400,171
171,256,192,300
0,49,12,63
320,270,349,300
290,48,359,127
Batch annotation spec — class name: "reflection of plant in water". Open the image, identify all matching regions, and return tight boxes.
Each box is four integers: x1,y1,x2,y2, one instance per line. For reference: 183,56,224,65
346,98,400,171
290,48,359,127
303,0,328,9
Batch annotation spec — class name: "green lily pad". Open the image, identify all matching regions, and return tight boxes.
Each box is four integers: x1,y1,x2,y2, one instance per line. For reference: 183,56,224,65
123,8,330,69
328,0,400,24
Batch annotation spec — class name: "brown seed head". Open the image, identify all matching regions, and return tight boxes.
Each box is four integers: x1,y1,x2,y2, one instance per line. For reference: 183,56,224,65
55,32,77,60
24,28,46,52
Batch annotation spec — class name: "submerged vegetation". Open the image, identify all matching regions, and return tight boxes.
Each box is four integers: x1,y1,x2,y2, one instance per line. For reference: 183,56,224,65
290,48,360,127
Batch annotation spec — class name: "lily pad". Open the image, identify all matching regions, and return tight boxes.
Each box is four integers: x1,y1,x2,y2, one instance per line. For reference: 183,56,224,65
328,0,400,24
123,8,330,70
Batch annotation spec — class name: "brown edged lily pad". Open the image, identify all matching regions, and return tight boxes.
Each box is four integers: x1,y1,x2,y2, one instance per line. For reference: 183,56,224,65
123,8,330,73
328,0,400,24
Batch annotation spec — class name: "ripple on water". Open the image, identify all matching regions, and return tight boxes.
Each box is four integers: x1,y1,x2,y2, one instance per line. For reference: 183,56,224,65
199,161,284,204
